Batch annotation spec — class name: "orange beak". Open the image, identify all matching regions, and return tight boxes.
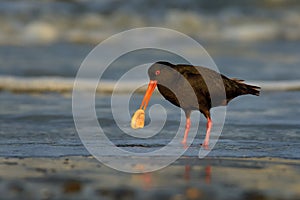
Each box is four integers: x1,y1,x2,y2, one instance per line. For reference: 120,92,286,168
139,80,157,110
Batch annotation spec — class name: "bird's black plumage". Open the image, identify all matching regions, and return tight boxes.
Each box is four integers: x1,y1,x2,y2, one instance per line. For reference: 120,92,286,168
140,61,260,146
148,61,260,118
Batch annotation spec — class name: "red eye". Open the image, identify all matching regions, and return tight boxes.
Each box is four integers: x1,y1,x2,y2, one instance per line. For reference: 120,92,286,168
155,70,160,75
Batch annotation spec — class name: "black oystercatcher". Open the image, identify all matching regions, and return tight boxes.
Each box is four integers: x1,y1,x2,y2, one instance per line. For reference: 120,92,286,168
131,61,260,147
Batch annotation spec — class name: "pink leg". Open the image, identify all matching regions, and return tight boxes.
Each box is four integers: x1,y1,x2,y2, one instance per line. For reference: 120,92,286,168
203,117,212,147
181,117,191,145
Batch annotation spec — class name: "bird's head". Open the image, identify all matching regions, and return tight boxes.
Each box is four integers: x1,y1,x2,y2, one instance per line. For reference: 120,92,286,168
147,61,174,82
137,61,174,111
131,61,175,129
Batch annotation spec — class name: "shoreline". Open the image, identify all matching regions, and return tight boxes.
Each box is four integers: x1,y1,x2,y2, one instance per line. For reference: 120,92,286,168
1,156,299,199
1,76,300,94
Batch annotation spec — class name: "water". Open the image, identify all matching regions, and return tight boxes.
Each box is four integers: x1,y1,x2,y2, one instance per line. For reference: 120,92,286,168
0,0,300,45
0,1,299,160
1,89,299,159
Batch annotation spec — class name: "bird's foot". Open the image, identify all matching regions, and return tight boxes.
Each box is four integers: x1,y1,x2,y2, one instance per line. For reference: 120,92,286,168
181,140,188,149
202,140,209,150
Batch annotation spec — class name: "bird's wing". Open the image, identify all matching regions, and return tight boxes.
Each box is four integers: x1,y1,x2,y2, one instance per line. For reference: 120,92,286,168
172,64,209,75
174,65,226,92
174,65,229,106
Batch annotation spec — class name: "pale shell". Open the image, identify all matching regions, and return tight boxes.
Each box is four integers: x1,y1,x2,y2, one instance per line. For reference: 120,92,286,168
131,109,145,129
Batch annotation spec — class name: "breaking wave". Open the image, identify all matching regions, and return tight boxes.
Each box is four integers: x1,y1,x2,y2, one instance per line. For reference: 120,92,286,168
0,0,300,45
0,76,299,94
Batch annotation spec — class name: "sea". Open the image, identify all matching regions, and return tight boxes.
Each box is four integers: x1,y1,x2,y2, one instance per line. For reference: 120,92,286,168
0,0,299,160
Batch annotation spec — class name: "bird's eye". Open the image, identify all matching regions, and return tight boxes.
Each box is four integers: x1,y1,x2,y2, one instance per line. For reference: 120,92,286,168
155,70,160,76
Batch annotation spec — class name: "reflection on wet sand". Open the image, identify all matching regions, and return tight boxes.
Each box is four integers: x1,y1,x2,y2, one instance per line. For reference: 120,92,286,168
133,164,212,190
0,157,299,199
184,165,212,184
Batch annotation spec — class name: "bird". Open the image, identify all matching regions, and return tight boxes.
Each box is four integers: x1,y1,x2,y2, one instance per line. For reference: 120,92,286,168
131,61,260,147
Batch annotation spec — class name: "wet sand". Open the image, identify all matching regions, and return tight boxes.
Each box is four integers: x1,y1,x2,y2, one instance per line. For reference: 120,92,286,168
0,156,299,200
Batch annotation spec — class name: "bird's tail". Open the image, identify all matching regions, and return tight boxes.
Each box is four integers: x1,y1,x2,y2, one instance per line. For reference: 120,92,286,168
232,79,261,96
244,83,261,96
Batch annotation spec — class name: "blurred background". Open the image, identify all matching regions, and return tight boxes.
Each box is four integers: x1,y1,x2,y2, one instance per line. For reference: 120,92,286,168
0,0,299,81
1,0,300,44
0,1,300,199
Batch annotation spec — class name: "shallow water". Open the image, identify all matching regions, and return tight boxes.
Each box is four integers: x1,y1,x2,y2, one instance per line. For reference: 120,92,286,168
0,41,300,81
0,2,299,160
1,90,299,159
0,40,299,159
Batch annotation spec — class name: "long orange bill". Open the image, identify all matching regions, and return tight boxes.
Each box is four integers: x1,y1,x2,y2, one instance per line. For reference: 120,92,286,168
140,80,157,110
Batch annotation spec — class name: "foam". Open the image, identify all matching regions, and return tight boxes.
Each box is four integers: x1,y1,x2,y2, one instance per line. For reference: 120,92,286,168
0,76,299,94
0,1,300,45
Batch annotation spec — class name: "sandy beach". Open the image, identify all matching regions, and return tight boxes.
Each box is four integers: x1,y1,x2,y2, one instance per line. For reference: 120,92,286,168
1,156,299,200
